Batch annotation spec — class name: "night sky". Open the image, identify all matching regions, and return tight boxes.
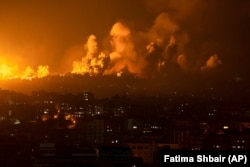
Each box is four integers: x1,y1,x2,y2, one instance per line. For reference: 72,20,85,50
0,0,249,80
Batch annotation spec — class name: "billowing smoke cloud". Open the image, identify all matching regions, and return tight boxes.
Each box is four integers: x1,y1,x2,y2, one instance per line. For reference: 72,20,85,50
72,35,109,75
104,22,146,75
85,35,98,60
201,54,222,71
140,9,226,75
144,0,250,77
69,12,204,77
0,0,248,81
141,14,183,76
110,22,130,53
70,10,224,77
146,13,179,44
71,22,147,76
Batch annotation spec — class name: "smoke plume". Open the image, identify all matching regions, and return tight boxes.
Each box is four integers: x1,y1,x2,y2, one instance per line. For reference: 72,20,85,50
145,13,179,45
70,10,224,77
104,22,146,75
201,54,222,71
72,35,109,75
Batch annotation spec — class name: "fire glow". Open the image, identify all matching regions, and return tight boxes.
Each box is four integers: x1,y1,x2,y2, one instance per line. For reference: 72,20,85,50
0,63,49,80
0,13,223,80
70,15,222,77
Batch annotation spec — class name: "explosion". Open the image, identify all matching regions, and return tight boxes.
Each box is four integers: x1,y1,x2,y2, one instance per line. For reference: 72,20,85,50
72,35,109,76
0,64,17,79
70,14,223,77
0,63,49,80
72,22,148,77
105,22,146,75
1,11,223,80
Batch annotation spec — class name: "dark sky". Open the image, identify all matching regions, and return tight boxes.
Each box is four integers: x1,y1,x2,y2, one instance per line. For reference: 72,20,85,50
0,0,249,79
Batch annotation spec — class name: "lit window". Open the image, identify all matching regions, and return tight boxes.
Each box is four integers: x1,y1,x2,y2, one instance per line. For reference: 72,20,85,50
132,125,138,129
223,126,229,129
